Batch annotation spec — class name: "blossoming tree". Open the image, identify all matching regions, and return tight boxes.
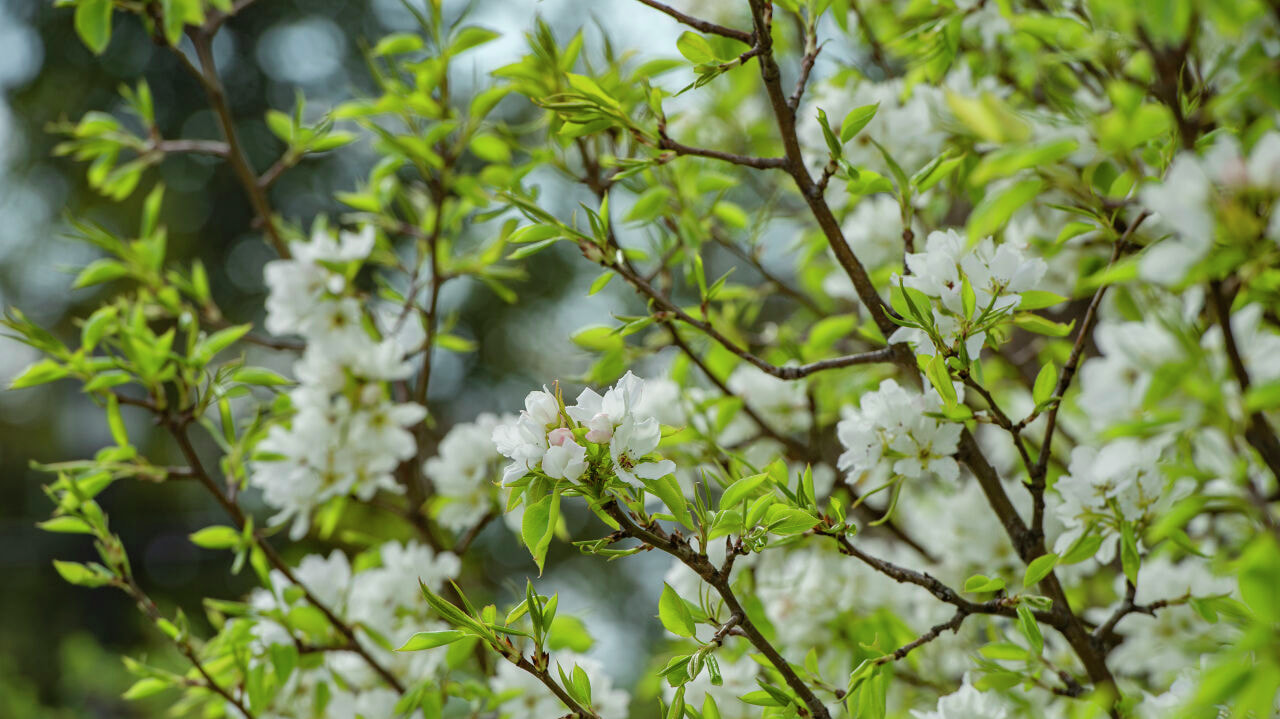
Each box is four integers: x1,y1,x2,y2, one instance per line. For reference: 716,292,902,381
10,0,1280,717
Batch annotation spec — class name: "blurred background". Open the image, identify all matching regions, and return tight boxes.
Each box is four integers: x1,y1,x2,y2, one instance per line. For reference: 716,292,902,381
0,1,724,715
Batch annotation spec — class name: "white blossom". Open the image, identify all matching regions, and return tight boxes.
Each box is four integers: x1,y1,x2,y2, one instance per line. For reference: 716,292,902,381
911,676,1008,719
837,379,961,486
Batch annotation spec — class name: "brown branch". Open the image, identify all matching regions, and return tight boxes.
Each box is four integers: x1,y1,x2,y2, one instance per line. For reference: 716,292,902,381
1031,212,1149,533
658,129,787,170
119,576,255,718
848,0,893,75
633,0,754,43
874,609,968,665
1208,279,1280,483
453,511,496,555
666,324,934,558
512,655,601,718
744,0,895,339
182,30,289,258
787,37,821,113
163,417,406,693
605,502,832,719
607,255,895,379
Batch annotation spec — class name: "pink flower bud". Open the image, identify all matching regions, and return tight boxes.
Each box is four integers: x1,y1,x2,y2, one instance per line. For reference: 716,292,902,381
547,427,575,447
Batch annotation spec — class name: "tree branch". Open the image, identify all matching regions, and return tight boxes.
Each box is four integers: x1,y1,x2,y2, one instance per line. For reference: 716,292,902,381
1031,212,1148,534
1208,278,1280,483
633,0,754,43
658,129,787,169
162,417,406,693
183,30,289,258
744,0,896,339
605,502,832,719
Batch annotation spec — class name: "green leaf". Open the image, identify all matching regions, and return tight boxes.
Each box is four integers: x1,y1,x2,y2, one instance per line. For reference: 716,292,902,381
980,642,1029,661
1017,291,1068,311
189,526,241,550
1059,533,1103,564
969,139,1078,186
372,33,423,56
73,259,130,289
37,516,94,534
945,92,1030,144
1120,523,1140,586
913,152,965,192
194,324,251,362
675,32,716,64
9,359,68,389
658,583,697,638
1013,313,1074,337
451,26,500,55
839,103,880,143
74,0,113,54
963,574,1006,593
817,108,841,158
968,179,1043,241
521,492,560,575
588,271,614,296
925,354,957,409
718,473,768,511
507,238,561,260
1032,363,1057,406
53,559,111,587
229,367,292,386
1023,553,1058,587
397,630,468,651
106,393,128,447
1244,379,1280,413
1016,604,1044,655
122,677,169,701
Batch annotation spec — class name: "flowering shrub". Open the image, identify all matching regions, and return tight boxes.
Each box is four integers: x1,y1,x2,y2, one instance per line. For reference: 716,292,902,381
10,0,1280,718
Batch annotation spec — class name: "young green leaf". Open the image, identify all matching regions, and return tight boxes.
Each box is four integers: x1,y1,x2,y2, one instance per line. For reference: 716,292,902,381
658,583,697,638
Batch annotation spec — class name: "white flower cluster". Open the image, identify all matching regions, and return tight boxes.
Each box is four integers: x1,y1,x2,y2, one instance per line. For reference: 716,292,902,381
1051,439,1191,561
889,229,1047,359
243,541,459,717
910,675,1007,719
251,225,426,539
1139,131,1280,283
1103,557,1236,683
837,378,962,486
492,372,675,488
423,412,511,531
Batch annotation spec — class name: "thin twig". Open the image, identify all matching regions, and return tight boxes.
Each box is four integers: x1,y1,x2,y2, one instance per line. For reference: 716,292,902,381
633,0,754,43
181,29,289,258
658,129,787,170
606,502,832,719
874,609,968,665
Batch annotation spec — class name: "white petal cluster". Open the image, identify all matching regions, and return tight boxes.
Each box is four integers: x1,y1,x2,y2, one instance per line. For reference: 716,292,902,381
493,372,675,489
423,413,511,531
1139,132,1280,283
1104,557,1236,683
755,545,860,647
241,541,458,717
889,229,1047,358
1051,439,1191,561
837,379,962,486
1077,315,1187,430
490,652,629,719
251,225,425,539
910,675,1007,719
